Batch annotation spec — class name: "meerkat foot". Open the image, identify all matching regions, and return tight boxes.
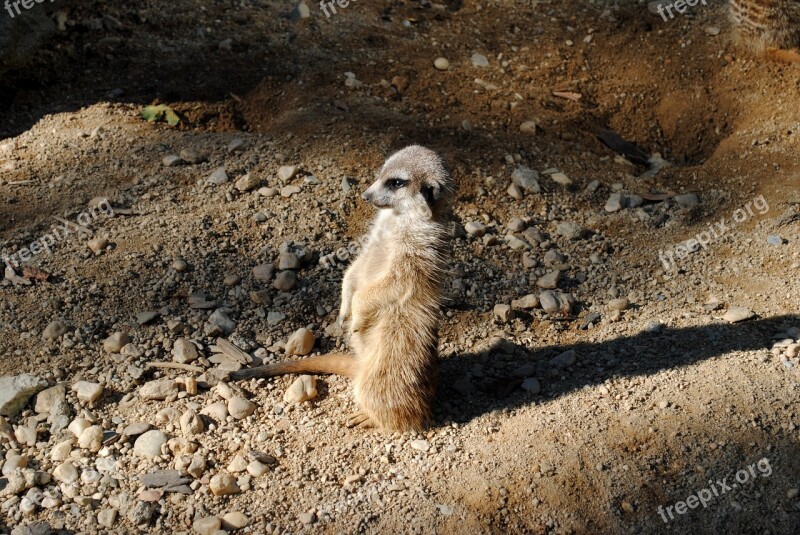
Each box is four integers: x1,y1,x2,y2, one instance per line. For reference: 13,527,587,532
765,47,800,63
345,411,377,429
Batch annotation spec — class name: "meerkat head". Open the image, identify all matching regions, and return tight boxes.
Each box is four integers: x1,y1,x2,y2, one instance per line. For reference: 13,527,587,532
361,145,453,219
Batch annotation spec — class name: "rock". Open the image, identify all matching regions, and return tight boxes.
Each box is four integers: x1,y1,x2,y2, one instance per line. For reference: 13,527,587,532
247,460,269,477
409,439,430,452
235,173,259,192
252,263,274,282
521,378,541,394
608,298,629,311
180,148,205,164
209,472,240,496
194,516,221,535
122,422,152,436
77,425,104,452
227,138,246,153
539,291,575,315
2,454,28,476
97,509,118,528
73,381,104,403
550,350,577,368
15,425,36,446
53,461,79,484
278,252,301,270
511,166,540,193
285,328,315,356
724,306,755,323
222,512,250,530
227,455,248,473
273,270,297,291
42,320,68,340
537,271,560,289
207,167,228,186
267,311,287,325
283,375,318,404
68,417,91,437
493,304,514,322
136,311,159,325
470,52,488,67
250,290,271,305
464,221,486,237
281,185,301,197
134,430,168,458
207,309,236,334
767,235,783,246
35,384,65,414
173,338,199,363
507,183,523,199
87,237,108,254
605,193,623,212
228,397,256,419
299,511,317,524
103,332,130,353
506,235,528,250
126,500,155,528
519,121,537,134
555,221,586,240
0,374,48,416
433,57,450,70
543,250,567,266
140,470,185,488
172,259,188,272
162,155,181,167
179,410,204,436
506,217,526,232
674,193,700,207
51,440,72,462
200,402,228,421
550,172,572,186
512,294,539,309
705,25,720,36
139,380,177,400
277,165,298,180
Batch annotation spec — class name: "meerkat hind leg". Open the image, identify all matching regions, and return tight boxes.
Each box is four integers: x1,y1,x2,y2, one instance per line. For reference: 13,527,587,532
345,410,377,429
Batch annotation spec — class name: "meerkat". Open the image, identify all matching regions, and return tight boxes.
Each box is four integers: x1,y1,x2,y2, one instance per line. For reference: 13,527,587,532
730,0,800,62
230,145,453,431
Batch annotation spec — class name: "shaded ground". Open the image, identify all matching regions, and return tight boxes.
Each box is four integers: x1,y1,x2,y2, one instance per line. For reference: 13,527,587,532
0,0,799,533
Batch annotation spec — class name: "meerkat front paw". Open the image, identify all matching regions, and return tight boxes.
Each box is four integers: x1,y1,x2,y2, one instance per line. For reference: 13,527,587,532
345,410,377,429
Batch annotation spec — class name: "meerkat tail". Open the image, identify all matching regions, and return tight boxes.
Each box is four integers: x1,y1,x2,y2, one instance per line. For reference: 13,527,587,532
765,47,800,63
229,353,357,381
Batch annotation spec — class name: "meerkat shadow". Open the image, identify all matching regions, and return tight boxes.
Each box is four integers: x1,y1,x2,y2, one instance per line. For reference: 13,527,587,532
433,313,800,427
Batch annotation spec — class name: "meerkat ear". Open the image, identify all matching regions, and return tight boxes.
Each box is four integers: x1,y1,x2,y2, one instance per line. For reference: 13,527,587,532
421,183,441,204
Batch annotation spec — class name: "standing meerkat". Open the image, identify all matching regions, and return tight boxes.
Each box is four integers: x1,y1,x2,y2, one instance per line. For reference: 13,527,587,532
231,145,453,431
729,0,800,62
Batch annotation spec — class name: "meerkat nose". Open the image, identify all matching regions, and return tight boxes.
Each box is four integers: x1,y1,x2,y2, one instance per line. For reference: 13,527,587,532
361,191,372,202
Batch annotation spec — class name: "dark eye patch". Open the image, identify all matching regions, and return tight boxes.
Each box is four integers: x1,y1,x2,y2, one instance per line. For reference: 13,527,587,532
386,178,407,190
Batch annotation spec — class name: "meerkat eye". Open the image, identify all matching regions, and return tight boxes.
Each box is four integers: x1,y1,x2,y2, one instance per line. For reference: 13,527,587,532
386,178,407,190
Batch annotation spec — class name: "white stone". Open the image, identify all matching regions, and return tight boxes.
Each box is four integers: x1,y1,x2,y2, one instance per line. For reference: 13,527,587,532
285,328,315,356
283,375,318,404
73,381,104,403
78,425,104,452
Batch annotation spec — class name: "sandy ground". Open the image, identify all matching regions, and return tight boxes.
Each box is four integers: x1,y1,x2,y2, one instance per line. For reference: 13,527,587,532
0,0,799,533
